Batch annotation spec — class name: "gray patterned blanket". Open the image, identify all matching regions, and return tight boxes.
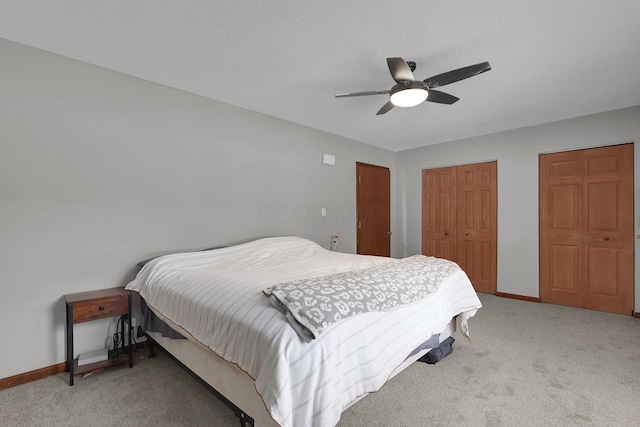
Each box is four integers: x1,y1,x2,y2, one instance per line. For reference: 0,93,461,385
263,255,461,342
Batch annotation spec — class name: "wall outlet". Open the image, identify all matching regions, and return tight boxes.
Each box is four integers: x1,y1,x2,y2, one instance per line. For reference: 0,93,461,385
330,235,339,251
134,325,147,343
124,317,147,343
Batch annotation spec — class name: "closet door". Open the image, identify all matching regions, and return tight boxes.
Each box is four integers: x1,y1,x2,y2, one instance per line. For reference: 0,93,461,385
456,162,498,294
422,161,497,294
539,143,633,315
422,167,457,261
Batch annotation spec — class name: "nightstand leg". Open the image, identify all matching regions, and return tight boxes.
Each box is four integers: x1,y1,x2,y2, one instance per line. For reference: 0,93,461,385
128,293,133,368
66,304,74,386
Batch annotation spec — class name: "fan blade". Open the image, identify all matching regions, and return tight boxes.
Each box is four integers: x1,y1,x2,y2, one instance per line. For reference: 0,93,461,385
426,90,459,105
335,90,390,98
424,62,491,88
376,101,395,115
387,57,415,83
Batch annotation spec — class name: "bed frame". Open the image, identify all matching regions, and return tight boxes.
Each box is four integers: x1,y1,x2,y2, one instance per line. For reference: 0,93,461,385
143,307,458,427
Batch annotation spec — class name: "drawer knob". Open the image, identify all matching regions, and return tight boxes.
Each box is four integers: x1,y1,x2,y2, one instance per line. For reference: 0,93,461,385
99,306,105,311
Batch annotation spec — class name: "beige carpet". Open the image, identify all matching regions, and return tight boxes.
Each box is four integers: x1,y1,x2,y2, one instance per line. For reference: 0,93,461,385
1,294,639,426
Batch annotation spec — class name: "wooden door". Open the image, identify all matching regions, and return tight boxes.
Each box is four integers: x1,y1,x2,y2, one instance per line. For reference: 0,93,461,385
539,143,634,315
456,162,498,294
356,162,391,256
422,161,497,294
422,167,458,261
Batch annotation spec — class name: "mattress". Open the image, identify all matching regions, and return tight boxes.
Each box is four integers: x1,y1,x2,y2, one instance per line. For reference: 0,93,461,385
126,236,482,427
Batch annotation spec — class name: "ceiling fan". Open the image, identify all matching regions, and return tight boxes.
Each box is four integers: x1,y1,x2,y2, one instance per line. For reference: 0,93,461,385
335,57,491,115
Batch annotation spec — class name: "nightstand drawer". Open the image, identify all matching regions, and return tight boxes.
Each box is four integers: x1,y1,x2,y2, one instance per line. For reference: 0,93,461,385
72,295,129,323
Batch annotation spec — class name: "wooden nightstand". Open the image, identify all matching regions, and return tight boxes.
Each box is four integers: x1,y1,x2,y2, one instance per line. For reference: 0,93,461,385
64,287,133,386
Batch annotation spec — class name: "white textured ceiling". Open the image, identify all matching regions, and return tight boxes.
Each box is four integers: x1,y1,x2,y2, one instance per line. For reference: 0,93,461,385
2,1,640,151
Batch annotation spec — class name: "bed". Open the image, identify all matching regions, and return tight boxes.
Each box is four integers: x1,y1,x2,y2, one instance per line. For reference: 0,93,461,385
125,236,482,427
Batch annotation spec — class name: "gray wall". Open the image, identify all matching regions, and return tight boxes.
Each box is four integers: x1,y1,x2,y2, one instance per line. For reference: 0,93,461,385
0,39,395,378
395,106,640,310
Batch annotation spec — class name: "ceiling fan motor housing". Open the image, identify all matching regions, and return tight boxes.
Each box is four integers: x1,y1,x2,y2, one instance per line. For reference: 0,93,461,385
390,81,428,93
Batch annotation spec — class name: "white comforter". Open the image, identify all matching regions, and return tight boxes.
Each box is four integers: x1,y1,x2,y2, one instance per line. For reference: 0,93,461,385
126,236,482,427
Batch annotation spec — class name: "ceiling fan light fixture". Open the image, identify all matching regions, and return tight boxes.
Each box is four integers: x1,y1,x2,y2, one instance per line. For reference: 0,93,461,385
389,87,428,107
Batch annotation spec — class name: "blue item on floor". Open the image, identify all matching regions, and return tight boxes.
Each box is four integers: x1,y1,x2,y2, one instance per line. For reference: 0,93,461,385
418,336,455,364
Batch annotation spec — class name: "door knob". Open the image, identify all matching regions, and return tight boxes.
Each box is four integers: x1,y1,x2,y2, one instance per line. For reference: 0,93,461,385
604,236,610,241
387,231,392,235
